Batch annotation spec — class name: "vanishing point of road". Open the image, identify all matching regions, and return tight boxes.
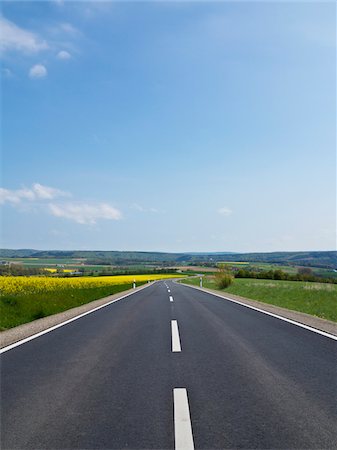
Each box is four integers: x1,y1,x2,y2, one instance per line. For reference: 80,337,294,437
1,281,336,449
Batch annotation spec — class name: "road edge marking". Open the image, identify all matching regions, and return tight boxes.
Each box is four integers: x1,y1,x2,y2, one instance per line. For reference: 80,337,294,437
178,282,337,341
173,388,194,450
0,282,155,354
171,320,182,352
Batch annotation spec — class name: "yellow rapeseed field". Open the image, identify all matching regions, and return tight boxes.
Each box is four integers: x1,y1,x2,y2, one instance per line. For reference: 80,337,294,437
0,274,180,297
44,268,73,273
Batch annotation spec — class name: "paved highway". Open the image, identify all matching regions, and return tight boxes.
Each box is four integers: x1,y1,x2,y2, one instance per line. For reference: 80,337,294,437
1,281,336,449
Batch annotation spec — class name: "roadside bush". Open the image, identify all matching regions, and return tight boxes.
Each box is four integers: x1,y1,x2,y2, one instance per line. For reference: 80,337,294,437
215,263,234,289
215,273,233,289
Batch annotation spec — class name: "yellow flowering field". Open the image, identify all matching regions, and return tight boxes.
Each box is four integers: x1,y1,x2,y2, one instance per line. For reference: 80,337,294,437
0,274,181,297
44,268,74,273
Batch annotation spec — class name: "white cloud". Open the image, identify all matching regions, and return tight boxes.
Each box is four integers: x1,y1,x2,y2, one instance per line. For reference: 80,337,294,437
0,183,68,204
49,202,122,224
33,183,68,199
132,203,146,212
47,22,81,39
131,203,161,213
59,23,79,34
0,188,32,204
0,17,48,54
57,50,71,60
1,183,121,225
29,64,47,79
217,207,232,217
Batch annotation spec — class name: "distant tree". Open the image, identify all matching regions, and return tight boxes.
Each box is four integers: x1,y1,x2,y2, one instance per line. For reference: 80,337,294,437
264,270,274,279
273,270,286,280
0,264,49,277
297,267,313,276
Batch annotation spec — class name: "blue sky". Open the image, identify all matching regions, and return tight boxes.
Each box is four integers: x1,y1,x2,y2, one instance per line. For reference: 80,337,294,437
1,1,336,252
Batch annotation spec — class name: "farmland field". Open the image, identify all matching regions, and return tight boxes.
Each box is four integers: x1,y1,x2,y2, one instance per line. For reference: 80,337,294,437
181,276,337,322
2,255,336,279
0,274,182,330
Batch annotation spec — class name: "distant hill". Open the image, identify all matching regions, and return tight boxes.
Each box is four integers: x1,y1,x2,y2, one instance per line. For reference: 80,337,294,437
0,249,38,258
219,251,337,269
0,249,336,269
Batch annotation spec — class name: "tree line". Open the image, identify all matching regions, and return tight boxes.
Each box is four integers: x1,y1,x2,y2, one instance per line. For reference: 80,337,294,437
0,264,49,276
234,267,336,284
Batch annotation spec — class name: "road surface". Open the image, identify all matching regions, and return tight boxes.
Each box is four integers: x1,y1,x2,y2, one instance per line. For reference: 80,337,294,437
1,281,336,449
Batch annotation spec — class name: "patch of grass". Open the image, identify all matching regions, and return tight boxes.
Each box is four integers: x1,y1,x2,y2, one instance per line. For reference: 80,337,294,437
181,276,337,322
0,283,143,330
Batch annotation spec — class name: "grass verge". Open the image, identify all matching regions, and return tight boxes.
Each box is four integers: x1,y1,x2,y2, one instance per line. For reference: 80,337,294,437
180,276,337,322
0,283,144,330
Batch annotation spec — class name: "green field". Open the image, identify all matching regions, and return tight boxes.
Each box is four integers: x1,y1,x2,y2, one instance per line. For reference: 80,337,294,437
181,276,337,322
0,283,143,330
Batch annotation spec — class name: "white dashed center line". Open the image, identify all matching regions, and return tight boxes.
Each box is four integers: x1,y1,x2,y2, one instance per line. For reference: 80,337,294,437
173,388,194,450
171,320,181,352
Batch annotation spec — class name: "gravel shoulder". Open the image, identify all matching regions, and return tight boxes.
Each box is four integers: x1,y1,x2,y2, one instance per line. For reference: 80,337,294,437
179,282,337,337
0,283,152,349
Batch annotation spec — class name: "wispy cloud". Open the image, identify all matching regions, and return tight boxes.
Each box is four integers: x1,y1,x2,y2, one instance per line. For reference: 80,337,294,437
48,22,81,37
1,15,80,79
1,183,122,225
49,202,122,224
59,23,79,35
0,16,48,54
217,207,232,217
0,183,68,204
29,64,47,79
32,183,67,200
131,203,162,213
57,50,71,60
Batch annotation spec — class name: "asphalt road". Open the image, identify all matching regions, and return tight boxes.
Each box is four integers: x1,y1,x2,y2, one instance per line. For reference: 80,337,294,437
1,281,336,449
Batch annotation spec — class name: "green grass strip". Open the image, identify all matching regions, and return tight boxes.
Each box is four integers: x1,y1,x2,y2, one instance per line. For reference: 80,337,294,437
181,277,337,322
0,283,144,330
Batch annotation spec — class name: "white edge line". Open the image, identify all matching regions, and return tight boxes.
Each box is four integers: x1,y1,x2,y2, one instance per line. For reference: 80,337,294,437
0,282,155,354
174,388,194,450
171,320,182,352
178,282,337,341
170,296,174,302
